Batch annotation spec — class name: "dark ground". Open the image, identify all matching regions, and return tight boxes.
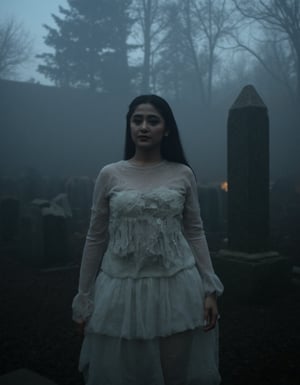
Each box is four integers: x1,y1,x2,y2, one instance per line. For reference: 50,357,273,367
0,253,299,385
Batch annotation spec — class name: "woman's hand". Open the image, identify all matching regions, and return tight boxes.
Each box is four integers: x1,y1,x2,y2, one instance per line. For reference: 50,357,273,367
203,293,219,332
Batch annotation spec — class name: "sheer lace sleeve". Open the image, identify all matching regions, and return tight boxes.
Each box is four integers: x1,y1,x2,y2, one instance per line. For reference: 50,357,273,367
72,167,110,322
182,168,224,297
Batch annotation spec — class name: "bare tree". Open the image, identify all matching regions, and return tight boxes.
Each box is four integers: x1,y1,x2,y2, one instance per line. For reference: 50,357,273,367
131,0,166,93
233,0,300,104
179,0,238,109
194,0,237,106
0,18,32,79
131,0,238,102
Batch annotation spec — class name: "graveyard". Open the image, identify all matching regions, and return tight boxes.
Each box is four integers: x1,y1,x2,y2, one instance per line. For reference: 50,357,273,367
0,81,300,384
0,248,299,385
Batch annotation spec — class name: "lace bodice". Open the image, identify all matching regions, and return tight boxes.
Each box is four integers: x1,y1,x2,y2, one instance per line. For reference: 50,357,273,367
103,186,195,276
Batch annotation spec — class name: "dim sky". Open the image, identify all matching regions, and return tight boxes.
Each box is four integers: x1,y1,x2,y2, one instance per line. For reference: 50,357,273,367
0,0,68,83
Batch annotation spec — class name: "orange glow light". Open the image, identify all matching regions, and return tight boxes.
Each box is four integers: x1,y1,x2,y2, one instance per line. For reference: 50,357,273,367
220,181,228,192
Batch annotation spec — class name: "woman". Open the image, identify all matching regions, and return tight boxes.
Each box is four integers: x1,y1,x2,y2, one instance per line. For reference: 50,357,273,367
72,94,224,385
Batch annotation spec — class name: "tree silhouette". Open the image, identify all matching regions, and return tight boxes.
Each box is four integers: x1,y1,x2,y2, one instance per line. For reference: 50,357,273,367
131,0,167,93
37,0,133,93
0,18,32,79
233,0,300,105
155,0,237,109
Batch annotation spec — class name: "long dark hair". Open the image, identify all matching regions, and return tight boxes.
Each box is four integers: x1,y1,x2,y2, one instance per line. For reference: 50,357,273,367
124,94,190,166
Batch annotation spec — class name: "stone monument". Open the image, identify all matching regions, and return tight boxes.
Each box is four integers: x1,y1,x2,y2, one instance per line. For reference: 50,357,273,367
213,85,292,302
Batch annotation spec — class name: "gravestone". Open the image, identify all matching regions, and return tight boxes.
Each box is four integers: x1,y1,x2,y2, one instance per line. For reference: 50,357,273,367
65,176,94,212
20,199,69,267
270,176,300,265
42,203,69,265
19,168,44,203
65,176,94,232
52,193,72,219
213,85,291,302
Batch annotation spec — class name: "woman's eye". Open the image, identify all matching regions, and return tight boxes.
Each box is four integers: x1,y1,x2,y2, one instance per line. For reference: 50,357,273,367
148,119,160,125
132,118,142,125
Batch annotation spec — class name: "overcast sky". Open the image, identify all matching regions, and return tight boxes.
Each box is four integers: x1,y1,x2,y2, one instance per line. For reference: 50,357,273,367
0,0,68,83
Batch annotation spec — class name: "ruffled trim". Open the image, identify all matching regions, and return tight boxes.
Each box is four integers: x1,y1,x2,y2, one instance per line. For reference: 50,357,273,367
109,217,180,258
84,266,206,339
106,189,192,271
202,273,224,297
104,209,196,278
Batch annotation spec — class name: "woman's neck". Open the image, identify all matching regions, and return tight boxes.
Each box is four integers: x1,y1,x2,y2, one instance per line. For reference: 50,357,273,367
131,150,162,165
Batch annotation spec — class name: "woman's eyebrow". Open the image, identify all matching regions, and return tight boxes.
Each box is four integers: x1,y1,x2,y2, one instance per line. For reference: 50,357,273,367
132,113,160,118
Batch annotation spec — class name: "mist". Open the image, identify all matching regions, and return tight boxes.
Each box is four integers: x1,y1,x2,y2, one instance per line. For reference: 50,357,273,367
0,0,299,183
0,1,299,385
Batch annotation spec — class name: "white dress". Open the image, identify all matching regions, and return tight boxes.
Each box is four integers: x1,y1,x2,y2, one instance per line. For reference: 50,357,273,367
72,160,224,385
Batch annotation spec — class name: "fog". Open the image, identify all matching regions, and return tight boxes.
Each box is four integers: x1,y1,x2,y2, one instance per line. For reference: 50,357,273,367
0,1,299,384
0,0,299,183
0,77,298,183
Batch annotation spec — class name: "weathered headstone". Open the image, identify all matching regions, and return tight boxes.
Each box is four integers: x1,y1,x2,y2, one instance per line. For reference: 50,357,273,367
270,176,300,265
19,168,44,203
20,200,69,267
213,85,292,302
52,193,72,219
65,176,94,212
65,176,94,232
42,203,69,265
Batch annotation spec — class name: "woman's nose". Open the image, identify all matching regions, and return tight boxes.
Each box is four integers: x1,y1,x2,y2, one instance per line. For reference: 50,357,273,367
141,119,148,130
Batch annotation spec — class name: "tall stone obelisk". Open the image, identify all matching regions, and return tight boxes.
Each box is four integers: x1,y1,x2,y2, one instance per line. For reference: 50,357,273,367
227,84,269,252
214,85,291,302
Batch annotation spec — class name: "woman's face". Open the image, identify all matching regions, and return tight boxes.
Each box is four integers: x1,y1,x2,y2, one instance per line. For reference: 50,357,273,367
130,103,167,153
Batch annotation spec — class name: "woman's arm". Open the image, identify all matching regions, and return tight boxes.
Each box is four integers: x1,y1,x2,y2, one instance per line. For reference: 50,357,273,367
182,168,224,298
72,167,110,323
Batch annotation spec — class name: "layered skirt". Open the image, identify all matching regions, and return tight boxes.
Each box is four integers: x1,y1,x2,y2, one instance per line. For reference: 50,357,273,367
78,266,221,385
